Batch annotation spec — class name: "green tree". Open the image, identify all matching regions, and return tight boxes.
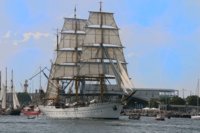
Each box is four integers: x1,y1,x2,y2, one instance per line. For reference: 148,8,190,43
186,95,200,106
149,98,159,108
169,96,185,105
159,97,171,104
17,92,32,106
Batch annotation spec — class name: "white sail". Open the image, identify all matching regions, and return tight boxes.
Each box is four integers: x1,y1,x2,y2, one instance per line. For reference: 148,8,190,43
1,85,6,109
62,18,86,31
79,11,127,82
46,18,87,99
118,61,134,95
12,88,20,109
53,18,86,80
88,12,118,28
45,64,58,100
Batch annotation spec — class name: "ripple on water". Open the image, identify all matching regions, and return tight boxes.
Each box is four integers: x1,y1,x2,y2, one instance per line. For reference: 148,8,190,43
0,116,200,133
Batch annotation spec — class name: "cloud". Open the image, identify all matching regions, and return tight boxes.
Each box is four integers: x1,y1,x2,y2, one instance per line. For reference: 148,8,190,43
2,31,11,39
13,32,49,45
22,32,49,42
0,31,51,67
1,31,50,45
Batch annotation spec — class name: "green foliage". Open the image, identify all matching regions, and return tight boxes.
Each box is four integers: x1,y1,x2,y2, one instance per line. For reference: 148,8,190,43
186,95,200,106
149,98,159,108
17,92,32,106
159,97,171,104
169,96,185,105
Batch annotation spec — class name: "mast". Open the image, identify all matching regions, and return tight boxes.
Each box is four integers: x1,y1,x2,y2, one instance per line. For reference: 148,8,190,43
56,29,59,50
4,67,7,109
5,68,7,94
11,69,14,108
11,69,13,92
75,6,78,65
74,6,79,101
99,1,105,99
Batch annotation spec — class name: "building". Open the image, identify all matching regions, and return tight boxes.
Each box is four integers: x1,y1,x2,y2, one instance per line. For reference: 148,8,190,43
133,88,179,102
126,88,179,109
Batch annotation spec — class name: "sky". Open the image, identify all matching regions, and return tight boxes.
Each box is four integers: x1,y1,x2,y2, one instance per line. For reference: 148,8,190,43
0,0,200,97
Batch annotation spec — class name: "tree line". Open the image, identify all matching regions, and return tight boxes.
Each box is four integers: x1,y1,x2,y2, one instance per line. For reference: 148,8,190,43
149,95,200,108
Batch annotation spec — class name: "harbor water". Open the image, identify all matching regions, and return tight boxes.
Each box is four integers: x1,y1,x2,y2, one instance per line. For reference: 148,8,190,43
0,115,200,133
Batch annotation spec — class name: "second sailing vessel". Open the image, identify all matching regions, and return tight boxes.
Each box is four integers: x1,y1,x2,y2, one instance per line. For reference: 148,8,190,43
0,69,21,115
39,3,135,119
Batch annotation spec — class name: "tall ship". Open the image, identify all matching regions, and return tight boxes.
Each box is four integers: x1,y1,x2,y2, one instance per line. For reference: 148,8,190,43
39,3,135,119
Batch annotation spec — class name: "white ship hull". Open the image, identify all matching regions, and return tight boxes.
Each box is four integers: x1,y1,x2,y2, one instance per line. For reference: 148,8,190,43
191,115,200,120
39,102,123,119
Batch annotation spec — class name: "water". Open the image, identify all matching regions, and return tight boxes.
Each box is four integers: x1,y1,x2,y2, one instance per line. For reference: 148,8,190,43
0,115,200,133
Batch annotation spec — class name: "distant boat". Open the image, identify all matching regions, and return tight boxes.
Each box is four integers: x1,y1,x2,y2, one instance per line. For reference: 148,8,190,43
21,105,41,116
155,105,165,121
7,70,21,115
191,115,200,120
155,113,165,121
191,79,200,120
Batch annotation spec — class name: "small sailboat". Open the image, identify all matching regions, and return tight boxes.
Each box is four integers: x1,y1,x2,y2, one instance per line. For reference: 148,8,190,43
191,79,200,120
0,69,21,115
8,70,21,115
155,105,165,121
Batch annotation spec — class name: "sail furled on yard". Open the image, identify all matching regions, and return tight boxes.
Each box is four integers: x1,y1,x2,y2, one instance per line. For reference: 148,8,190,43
79,11,127,78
